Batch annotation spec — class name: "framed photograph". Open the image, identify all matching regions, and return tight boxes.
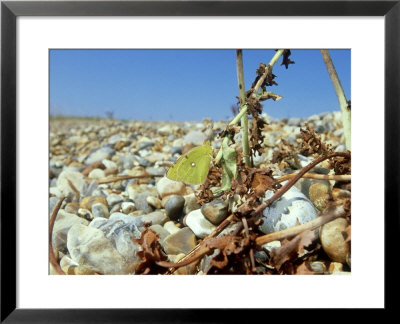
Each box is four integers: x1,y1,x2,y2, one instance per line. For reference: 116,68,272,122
1,0,398,321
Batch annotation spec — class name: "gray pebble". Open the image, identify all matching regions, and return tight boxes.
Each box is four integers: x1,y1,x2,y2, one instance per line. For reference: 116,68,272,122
165,195,185,220
85,147,115,165
134,192,153,213
259,183,318,234
106,193,123,206
92,203,110,218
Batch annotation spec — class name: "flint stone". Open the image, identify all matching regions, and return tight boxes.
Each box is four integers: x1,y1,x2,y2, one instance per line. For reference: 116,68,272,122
185,209,216,239
165,195,185,220
156,177,186,199
57,170,85,198
201,200,228,225
259,183,318,234
162,227,197,255
85,147,115,165
141,210,169,226
67,223,128,274
52,210,89,253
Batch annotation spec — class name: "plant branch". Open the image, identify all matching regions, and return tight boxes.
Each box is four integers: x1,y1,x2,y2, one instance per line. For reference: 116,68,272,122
229,49,285,127
321,49,351,150
277,172,351,183
251,151,350,217
236,50,251,167
91,173,153,184
49,197,66,275
256,204,346,245
252,49,285,94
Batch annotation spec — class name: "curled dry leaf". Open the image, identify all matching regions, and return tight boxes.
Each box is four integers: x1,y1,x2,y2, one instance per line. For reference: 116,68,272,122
250,168,282,198
269,229,317,272
300,125,331,156
132,227,168,274
329,154,351,175
205,234,254,271
280,49,295,69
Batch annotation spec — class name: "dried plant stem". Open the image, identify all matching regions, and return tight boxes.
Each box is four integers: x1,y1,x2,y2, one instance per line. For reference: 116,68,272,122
321,49,351,150
236,50,251,167
67,178,80,200
229,49,285,127
242,217,256,272
159,204,346,270
256,205,346,245
92,173,153,184
252,49,285,93
49,197,66,275
251,151,350,217
216,49,286,163
277,172,351,183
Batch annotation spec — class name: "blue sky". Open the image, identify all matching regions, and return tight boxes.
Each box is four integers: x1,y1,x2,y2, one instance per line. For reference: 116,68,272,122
50,49,350,121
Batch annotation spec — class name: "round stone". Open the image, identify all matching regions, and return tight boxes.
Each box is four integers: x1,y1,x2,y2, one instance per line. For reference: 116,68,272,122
165,195,185,220
80,196,108,210
146,196,162,209
91,203,110,219
106,193,123,206
156,177,186,199
201,199,229,225
320,217,350,263
259,183,319,234
185,209,216,239
309,182,330,211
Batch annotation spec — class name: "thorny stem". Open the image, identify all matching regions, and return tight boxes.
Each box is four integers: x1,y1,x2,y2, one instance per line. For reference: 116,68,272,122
251,151,350,217
320,50,351,150
236,50,251,167
49,197,66,275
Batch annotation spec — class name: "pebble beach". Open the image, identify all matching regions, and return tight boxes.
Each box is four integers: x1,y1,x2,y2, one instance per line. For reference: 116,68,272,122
49,111,351,275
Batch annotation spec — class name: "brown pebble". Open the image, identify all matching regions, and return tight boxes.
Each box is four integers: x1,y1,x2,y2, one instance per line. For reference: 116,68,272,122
65,201,80,214
80,196,108,210
320,217,350,263
309,182,330,211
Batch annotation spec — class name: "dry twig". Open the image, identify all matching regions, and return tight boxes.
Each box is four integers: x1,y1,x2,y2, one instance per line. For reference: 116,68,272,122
49,197,66,275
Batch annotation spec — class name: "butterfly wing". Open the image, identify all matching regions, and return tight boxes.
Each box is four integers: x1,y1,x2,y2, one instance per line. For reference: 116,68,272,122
167,142,213,185
166,153,186,181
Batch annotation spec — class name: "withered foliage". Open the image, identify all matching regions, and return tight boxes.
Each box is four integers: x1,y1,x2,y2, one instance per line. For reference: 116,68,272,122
329,154,351,175
269,229,319,274
250,116,267,157
249,168,282,198
271,139,298,165
205,234,253,270
300,125,331,156
249,63,278,92
280,49,295,69
196,165,223,204
151,51,350,275
132,227,168,274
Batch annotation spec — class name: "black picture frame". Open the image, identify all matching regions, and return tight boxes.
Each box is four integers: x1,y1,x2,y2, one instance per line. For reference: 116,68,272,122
1,0,398,322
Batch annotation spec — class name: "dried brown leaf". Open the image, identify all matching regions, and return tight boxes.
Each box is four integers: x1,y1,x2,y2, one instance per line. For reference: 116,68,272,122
300,125,331,156
269,229,317,271
132,228,168,274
